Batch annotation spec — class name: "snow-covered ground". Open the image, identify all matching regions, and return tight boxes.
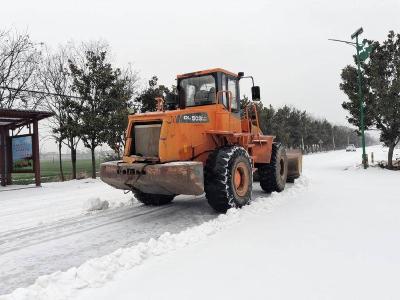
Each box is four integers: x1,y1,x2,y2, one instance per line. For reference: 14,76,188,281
0,179,133,232
1,145,400,300
0,180,215,295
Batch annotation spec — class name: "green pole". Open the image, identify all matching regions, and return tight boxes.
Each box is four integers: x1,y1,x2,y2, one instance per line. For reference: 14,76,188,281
355,35,368,169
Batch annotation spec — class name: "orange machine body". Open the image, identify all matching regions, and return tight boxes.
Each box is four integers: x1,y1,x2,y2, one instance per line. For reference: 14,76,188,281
100,68,291,196
123,100,273,167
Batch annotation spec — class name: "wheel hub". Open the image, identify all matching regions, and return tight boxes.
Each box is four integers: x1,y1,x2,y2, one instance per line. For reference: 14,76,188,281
233,162,249,197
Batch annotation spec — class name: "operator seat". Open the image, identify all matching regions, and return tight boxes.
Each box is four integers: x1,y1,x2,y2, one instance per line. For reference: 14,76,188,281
194,87,215,105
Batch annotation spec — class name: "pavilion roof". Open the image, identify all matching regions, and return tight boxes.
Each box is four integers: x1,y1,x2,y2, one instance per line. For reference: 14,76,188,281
0,108,53,130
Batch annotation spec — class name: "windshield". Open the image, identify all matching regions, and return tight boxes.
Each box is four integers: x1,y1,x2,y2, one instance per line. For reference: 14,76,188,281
179,75,216,107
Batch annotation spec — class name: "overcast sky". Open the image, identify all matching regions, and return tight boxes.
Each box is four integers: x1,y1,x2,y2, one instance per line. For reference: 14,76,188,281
1,0,399,151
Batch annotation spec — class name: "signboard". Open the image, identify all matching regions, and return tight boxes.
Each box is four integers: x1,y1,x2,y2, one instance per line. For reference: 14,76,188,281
12,135,34,172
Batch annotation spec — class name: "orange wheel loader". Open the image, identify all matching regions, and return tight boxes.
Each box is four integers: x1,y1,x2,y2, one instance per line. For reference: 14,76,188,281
100,68,302,212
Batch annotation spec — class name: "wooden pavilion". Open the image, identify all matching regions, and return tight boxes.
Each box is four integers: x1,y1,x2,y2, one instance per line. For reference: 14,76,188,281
0,109,53,187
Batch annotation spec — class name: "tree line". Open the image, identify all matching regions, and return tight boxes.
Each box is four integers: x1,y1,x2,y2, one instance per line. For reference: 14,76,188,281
240,99,375,152
1,28,376,181
1,30,139,179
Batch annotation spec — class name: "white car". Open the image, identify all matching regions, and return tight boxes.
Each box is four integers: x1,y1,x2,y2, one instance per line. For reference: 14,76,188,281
346,144,357,152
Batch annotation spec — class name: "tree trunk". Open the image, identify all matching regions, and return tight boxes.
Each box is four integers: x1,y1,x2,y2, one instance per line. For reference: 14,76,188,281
91,147,96,179
71,148,77,179
58,141,65,182
388,143,395,169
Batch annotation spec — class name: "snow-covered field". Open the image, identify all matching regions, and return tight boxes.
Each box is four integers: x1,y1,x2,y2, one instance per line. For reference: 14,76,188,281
1,145,400,300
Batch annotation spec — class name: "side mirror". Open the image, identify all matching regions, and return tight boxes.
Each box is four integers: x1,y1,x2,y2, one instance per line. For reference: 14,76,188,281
251,86,261,101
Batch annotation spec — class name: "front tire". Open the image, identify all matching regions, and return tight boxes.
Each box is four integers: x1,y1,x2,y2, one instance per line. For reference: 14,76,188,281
204,146,252,213
258,143,288,193
133,191,175,206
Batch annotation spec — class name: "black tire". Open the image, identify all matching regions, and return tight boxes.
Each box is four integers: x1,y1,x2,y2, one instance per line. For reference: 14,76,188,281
133,191,175,206
204,146,252,213
258,143,288,193
253,169,260,182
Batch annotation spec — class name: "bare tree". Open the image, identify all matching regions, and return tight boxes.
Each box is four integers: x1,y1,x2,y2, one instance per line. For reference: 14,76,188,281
38,44,82,180
0,29,42,109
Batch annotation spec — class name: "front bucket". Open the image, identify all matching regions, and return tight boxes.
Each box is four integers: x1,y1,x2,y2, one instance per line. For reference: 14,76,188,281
286,149,302,182
100,161,204,196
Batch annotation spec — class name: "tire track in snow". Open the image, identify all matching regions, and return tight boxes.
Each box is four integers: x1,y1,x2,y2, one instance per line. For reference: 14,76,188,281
0,195,216,295
0,203,167,243
0,204,174,255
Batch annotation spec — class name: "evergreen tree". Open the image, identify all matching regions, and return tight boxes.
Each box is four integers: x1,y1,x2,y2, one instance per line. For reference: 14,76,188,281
69,50,120,178
341,30,400,168
104,67,137,158
135,76,172,112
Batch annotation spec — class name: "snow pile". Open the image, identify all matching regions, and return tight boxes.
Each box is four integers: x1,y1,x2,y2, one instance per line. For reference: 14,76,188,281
1,177,308,300
83,197,109,212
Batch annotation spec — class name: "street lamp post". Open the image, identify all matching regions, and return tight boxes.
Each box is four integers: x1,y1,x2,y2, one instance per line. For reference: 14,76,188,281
329,27,372,169
351,27,368,169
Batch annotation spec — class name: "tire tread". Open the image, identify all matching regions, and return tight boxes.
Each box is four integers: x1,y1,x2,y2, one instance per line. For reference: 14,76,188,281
258,143,287,193
204,146,252,213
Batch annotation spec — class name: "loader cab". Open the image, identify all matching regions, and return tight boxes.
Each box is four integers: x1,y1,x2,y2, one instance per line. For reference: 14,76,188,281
177,68,240,114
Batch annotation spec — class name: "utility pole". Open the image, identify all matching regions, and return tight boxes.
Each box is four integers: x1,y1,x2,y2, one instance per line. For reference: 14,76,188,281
351,27,368,169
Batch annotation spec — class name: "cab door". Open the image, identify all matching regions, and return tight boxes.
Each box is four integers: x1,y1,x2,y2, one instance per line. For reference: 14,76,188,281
220,73,241,132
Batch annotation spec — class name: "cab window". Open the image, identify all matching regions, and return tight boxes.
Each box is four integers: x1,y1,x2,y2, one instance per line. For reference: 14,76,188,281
221,73,228,107
220,74,239,112
227,77,238,111
179,75,216,107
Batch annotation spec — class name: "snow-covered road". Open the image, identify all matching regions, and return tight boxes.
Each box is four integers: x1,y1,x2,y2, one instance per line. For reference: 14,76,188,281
0,184,216,294
2,145,400,300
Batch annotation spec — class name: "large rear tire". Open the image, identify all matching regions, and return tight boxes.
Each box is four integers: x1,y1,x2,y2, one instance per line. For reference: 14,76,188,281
204,146,252,213
258,143,288,193
133,191,175,206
